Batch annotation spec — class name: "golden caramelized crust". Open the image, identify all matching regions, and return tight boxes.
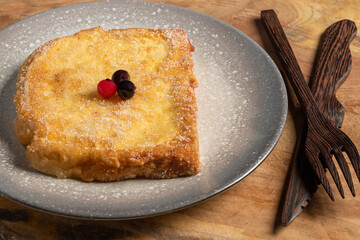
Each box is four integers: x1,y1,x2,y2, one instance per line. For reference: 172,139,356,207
14,27,200,181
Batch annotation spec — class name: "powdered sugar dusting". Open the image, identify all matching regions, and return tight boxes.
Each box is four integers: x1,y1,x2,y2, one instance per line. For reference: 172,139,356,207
0,0,287,218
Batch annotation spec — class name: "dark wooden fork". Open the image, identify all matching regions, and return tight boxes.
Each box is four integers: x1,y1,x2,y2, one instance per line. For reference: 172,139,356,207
261,9,360,200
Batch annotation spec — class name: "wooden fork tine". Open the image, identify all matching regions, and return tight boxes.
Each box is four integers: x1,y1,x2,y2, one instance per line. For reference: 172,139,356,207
333,150,355,196
320,149,345,198
305,141,334,201
342,138,360,182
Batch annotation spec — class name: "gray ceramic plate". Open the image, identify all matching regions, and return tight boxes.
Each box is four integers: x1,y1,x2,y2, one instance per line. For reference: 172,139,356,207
0,0,287,219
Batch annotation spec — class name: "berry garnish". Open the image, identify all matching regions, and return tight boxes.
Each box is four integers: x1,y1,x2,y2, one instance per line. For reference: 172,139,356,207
112,70,130,86
97,70,136,100
97,79,117,98
117,80,136,100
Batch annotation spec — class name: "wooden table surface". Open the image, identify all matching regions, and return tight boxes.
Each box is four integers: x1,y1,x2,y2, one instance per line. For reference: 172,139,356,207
1,0,360,239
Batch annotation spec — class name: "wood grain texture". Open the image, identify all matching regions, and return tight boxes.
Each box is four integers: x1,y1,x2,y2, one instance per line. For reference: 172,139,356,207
281,19,356,226
311,20,357,127
1,0,360,239
261,9,360,201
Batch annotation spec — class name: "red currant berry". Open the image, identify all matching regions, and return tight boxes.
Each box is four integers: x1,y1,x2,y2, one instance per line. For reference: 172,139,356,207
97,79,117,98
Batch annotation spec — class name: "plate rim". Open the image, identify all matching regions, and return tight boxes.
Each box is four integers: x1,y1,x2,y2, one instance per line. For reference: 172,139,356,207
0,0,288,220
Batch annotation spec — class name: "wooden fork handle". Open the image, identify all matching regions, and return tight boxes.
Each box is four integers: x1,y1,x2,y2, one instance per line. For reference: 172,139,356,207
260,10,319,111
310,20,357,127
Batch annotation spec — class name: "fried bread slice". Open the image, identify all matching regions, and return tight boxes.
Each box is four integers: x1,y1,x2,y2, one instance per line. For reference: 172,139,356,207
14,27,200,181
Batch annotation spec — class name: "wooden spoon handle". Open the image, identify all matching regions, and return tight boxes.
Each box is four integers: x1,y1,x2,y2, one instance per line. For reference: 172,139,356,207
260,10,317,111
311,20,357,127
